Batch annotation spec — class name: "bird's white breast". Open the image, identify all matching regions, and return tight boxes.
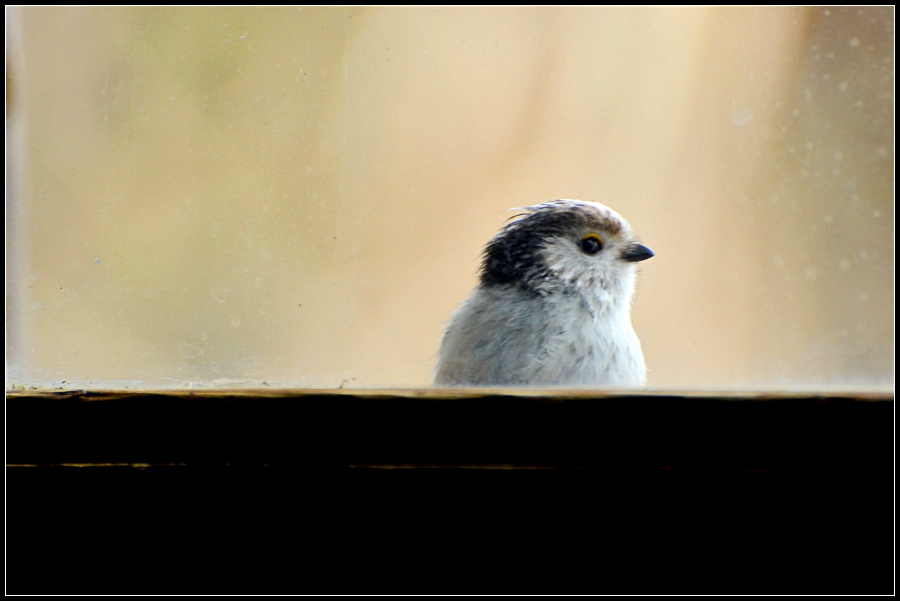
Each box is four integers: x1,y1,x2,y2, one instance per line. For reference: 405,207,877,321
434,284,646,387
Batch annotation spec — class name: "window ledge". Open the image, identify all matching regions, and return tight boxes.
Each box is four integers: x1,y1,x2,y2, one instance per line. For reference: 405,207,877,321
7,388,892,471
7,388,893,594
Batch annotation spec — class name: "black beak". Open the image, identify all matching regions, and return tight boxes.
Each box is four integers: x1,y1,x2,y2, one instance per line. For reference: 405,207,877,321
620,243,654,263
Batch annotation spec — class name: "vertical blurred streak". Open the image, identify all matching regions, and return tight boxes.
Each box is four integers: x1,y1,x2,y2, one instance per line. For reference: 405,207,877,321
5,7,30,385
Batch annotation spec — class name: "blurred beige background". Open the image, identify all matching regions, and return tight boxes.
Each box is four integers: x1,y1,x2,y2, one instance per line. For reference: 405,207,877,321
6,7,894,389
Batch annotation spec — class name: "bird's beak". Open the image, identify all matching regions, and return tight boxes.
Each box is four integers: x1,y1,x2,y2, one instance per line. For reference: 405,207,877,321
620,243,654,263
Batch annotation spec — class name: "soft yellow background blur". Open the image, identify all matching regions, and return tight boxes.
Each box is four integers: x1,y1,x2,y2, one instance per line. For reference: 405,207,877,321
6,7,894,389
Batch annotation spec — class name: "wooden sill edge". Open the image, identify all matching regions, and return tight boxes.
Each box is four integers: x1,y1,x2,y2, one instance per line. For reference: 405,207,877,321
5,387,894,401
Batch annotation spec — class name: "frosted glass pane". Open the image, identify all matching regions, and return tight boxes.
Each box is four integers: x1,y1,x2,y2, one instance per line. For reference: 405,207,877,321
6,7,893,389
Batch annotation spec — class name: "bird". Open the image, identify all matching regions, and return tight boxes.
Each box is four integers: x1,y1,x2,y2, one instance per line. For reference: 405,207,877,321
434,199,653,387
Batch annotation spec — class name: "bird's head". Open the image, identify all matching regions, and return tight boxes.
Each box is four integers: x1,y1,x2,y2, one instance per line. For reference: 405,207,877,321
479,199,653,307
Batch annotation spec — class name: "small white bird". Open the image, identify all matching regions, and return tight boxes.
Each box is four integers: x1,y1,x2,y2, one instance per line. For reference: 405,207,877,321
434,199,653,387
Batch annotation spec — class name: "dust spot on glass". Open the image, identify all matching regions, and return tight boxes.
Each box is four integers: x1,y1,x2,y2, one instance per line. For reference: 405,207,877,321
731,107,753,127
93,257,101,265
803,266,818,281
178,342,204,359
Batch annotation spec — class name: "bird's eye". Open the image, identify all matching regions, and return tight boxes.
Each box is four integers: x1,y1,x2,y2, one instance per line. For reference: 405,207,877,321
581,233,603,255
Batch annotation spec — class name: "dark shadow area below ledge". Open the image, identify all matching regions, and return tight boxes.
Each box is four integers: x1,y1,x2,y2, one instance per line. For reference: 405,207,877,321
6,389,894,594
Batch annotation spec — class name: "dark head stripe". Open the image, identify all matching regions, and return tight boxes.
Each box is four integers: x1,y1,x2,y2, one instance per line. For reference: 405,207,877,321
479,201,624,289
